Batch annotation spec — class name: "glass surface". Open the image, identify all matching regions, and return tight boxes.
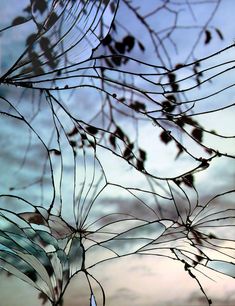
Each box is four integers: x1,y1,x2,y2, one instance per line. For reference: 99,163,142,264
0,1,235,305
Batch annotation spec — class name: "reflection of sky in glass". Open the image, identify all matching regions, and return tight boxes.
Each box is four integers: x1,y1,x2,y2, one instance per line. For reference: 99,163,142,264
0,1,235,305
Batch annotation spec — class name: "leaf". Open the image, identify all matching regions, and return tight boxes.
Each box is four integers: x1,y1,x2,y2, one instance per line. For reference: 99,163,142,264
111,55,122,66
109,134,116,149
102,34,112,46
215,28,223,40
81,133,88,141
12,16,28,26
160,131,172,144
118,97,125,103
130,101,146,112
205,147,213,155
28,51,44,75
183,174,194,187
39,37,50,50
208,233,217,239
175,63,184,69
168,73,176,83
166,94,176,103
110,1,117,14
139,149,146,161
111,21,117,32
108,44,117,55
32,0,47,15
171,83,179,92
86,126,98,135
136,159,144,171
69,140,77,148
162,101,175,113
19,66,33,75
175,116,195,127
105,58,114,68
115,126,125,141
204,30,212,44
123,143,134,160
138,41,145,52
67,127,79,137
175,143,184,159
50,149,61,156
26,34,38,46
39,37,58,69
199,158,209,169
28,213,46,225
168,73,179,91
115,42,125,54
191,127,203,142
45,12,58,29
123,35,135,52
24,5,31,13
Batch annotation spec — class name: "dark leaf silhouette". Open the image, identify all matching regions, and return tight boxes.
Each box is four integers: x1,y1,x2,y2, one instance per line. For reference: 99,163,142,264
138,41,145,52
139,149,146,161
162,101,175,113
215,28,224,40
204,30,212,44
192,127,203,143
12,16,29,26
45,12,58,29
175,143,184,159
130,101,146,112
166,94,176,103
102,34,112,46
69,140,77,148
67,127,79,137
168,73,176,83
123,143,134,160
160,131,172,144
115,41,125,54
115,126,126,141
50,149,61,156
183,174,194,187
109,134,116,149
123,35,135,52
39,37,58,69
28,51,44,75
111,55,122,66
175,63,184,69
32,0,47,15
26,33,38,46
110,1,116,14
86,126,98,135
136,159,145,171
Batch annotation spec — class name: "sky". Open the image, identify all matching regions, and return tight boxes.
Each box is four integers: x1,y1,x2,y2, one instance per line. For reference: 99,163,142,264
0,1,235,306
